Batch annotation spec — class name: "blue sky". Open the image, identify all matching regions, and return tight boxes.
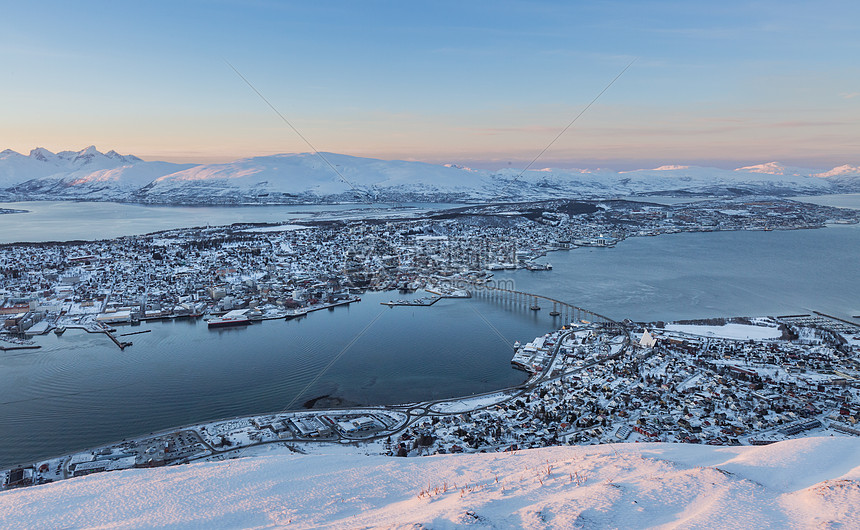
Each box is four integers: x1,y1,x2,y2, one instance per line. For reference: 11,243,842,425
2,1,858,168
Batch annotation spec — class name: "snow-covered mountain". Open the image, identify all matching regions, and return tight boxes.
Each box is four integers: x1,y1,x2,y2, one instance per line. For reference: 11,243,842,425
735,161,816,176
139,155,859,203
0,147,194,200
1,437,858,528
1,147,858,204
137,152,486,204
815,164,860,178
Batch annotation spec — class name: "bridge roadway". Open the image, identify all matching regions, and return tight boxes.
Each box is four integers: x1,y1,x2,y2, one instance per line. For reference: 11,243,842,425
467,281,620,327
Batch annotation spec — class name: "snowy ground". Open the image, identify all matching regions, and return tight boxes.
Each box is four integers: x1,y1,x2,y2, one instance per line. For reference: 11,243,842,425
240,224,308,233
665,323,782,340
428,392,514,413
2,437,858,529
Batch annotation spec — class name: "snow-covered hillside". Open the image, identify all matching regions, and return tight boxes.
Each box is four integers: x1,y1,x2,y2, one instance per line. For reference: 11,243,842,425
138,152,489,204
1,437,858,528
0,147,193,200
1,147,859,204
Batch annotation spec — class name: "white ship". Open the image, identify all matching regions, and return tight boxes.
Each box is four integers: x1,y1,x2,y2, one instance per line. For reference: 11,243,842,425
207,309,252,328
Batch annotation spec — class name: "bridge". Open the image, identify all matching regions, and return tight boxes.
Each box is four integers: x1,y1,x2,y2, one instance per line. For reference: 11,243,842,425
465,281,625,332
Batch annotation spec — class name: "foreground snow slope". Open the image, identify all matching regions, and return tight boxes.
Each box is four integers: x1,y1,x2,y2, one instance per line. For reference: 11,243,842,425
2,437,858,529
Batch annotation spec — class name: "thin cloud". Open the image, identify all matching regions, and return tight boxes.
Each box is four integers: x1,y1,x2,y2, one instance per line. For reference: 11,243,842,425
840,92,860,99
465,125,561,136
772,120,847,128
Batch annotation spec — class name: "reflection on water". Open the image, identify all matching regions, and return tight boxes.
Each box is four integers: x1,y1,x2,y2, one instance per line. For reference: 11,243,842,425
0,291,555,468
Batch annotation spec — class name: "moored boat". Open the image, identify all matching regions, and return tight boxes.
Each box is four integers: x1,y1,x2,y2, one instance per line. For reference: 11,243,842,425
207,309,252,328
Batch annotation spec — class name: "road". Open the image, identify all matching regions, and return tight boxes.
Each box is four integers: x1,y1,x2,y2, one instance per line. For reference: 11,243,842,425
182,323,632,463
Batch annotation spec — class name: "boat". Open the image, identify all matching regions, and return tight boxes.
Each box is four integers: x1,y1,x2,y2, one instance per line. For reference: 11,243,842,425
207,309,252,328
530,305,541,311
284,308,308,319
549,310,560,316
208,315,251,328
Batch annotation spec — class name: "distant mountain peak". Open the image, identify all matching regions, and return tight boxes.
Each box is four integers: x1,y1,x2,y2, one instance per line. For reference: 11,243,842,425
735,161,797,175
71,146,104,166
80,145,101,155
814,164,860,178
652,165,690,171
29,147,57,162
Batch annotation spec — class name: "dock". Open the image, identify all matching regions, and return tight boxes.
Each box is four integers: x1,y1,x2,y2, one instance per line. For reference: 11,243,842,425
381,296,440,307
812,311,860,329
120,329,152,337
286,296,361,319
106,331,132,350
98,323,132,350
0,344,41,351
424,286,471,298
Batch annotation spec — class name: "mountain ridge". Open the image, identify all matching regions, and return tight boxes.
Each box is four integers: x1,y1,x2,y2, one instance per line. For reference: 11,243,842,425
1,147,858,204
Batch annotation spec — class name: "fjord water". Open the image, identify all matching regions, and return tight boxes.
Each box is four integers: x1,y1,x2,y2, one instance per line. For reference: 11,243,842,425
0,292,546,469
501,223,860,322
2,197,859,468
0,201,461,243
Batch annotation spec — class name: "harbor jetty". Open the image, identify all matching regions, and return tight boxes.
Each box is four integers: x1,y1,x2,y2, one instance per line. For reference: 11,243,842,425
285,296,361,319
0,344,41,351
381,296,440,307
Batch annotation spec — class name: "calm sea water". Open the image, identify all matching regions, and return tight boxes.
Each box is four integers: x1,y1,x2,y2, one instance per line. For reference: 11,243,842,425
0,291,552,468
499,223,860,322
0,201,461,244
1,196,859,468
790,193,860,210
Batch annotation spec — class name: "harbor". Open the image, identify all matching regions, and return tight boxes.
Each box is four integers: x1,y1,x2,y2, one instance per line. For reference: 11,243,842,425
1,197,858,472
7,300,859,491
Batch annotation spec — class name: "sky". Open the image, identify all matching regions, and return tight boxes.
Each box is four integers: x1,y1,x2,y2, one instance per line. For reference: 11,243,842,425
1,0,859,169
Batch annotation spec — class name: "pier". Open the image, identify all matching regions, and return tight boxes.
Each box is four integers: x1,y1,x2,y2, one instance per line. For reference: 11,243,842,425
120,329,152,337
812,311,860,330
285,296,360,319
98,323,132,350
105,331,132,350
0,344,41,351
381,296,440,307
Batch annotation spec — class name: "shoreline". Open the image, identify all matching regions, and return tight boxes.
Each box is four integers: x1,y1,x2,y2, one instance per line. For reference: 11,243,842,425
3,198,859,486
4,307,858,490
1,311,626,481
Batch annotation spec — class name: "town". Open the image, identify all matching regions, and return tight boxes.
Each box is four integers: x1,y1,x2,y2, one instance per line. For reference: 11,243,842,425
4,310,858,489
2,197,860,488
2,197,857,339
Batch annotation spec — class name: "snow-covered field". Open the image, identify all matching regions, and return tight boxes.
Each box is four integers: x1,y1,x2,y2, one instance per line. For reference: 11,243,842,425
665,323,782,340
2,437,858,528
240,224,308,233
